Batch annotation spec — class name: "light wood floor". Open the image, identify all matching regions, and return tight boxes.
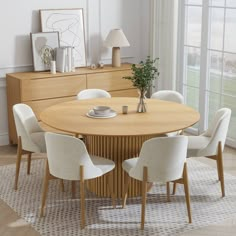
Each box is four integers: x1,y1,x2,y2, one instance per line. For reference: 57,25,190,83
0,145,236,236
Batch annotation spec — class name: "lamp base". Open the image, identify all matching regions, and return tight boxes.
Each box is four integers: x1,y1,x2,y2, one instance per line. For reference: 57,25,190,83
112,47,120,67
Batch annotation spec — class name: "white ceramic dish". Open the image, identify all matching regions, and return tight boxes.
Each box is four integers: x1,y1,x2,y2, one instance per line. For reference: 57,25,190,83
86,109,117,119
93,106,111,115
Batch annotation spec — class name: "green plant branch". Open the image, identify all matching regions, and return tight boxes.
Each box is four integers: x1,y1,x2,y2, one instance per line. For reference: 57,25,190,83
123,56,159,91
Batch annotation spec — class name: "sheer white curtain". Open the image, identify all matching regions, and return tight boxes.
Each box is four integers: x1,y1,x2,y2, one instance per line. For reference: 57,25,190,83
150,0,179,92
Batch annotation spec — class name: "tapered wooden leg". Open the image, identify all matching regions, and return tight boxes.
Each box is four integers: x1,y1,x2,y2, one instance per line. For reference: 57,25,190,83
183,163,192,223
40,160,50,217
217,142,225,197
122,172,130,208
72,181,76,199
166,182,170,202
60,179,65,192
107,172,116,208
141,166,148,230
14,137,22,190
172,182,177,195
27,153,32,175
80,166,85,229
216,154,221,181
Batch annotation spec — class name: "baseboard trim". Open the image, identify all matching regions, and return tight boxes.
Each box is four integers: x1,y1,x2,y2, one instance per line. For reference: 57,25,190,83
0,132,9,146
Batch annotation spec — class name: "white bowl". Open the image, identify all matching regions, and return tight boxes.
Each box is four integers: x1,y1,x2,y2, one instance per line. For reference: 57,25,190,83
93,106,111,115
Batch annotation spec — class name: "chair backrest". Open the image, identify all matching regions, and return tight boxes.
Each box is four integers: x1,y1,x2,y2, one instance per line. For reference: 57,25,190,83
13,104,43,153
45,132,103,180
77,89,111,100
199,108,231,156
129,136,188,182
151,90,184,104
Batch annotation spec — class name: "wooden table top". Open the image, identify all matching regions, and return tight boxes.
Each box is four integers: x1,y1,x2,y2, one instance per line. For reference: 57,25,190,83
40,97,200,136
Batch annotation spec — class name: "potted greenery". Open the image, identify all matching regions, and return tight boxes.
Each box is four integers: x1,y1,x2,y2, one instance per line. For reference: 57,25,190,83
123,56,159,112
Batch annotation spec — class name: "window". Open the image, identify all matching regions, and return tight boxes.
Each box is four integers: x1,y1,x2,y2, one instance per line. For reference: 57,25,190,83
178,0,236,147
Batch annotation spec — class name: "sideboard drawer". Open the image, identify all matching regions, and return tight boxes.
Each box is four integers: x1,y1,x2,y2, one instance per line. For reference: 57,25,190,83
21,75,86,101
25,96,76,120
87,71,133,91
110,89,138,97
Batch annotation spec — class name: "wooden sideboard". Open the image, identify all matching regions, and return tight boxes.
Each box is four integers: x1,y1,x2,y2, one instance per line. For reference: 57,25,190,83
6,63,137,144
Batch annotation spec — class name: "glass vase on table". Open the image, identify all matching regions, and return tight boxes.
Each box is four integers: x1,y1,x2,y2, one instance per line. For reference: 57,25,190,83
137,89,147,113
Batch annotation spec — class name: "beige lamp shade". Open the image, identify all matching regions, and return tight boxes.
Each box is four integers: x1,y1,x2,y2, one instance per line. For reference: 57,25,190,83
104,29,130,47
104,29,130,67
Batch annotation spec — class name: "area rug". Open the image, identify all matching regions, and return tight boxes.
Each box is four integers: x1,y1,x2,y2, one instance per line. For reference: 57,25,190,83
0,159,236,236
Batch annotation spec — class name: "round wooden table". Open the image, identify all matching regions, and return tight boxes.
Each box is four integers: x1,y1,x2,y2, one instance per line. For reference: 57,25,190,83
40,97,200,198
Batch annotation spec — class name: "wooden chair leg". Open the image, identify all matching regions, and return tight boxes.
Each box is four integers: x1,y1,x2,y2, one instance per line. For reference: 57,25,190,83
166,182,170,202
172,182,177,195
183,163,192,223
14,137,22,190
27,153,32,175
80,166,85,229
217,142,225,197
122,172,130,208
40,160,50,217
107,172,116,208
216,154,221,181
60,179,65,192
141,166,148,230
72,181,76,198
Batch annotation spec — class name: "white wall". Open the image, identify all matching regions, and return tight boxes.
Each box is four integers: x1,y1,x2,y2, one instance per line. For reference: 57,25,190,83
0,0,150,145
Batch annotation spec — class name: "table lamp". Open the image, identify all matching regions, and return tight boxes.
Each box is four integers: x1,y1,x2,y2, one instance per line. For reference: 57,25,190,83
104,29,130,67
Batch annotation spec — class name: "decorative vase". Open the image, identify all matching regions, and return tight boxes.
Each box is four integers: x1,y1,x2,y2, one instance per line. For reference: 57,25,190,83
137,89,147,113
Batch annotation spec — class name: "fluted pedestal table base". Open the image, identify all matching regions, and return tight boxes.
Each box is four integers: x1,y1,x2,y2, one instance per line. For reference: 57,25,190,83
85,135,155,199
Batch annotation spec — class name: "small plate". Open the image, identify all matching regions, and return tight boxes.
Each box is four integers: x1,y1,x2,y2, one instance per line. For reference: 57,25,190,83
86,109,117,119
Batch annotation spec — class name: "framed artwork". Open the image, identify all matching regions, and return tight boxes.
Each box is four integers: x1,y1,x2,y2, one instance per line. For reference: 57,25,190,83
30,32,59,71
40,8,86,67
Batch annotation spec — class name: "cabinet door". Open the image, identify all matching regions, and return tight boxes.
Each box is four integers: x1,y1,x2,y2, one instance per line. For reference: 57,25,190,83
87,71,133,91
21,75,86,101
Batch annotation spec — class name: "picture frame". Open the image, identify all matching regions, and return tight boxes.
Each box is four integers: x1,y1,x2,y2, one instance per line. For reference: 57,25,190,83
40,8,86,68
30,32,60,71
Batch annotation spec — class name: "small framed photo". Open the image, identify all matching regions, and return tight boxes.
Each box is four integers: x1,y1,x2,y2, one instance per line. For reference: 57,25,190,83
31,32,59,71
40,8,86,67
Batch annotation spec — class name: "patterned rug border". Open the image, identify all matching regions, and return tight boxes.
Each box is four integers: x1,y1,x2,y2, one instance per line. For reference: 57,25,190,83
0,158,236,236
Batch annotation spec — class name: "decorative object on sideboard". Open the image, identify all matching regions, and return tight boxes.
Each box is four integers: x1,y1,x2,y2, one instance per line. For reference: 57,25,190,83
123,56,159,113
50,60,56,74
30,32,59,71
98,61,104,69
104,29,130,67
56,47,75,73
90,64,97,70
40,8,86,67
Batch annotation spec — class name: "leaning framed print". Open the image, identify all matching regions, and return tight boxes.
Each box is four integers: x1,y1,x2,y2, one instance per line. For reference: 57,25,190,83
40,8,86,67
30,31,59,71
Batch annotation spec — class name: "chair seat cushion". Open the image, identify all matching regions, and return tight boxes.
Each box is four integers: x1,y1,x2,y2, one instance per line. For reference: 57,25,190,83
187,136,211,157
91,155,115,175
30,132,46,153
122,158,139,174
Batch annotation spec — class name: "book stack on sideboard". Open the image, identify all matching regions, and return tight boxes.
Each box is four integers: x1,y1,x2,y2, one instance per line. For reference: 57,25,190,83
6,63,137,144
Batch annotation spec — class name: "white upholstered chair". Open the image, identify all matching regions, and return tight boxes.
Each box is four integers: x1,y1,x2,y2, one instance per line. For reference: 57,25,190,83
182,108,231,197
151,90,184,104
122,136,191,230
40,132,116,229
151,90,184,136
13,104,46,190
77,89,111,100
